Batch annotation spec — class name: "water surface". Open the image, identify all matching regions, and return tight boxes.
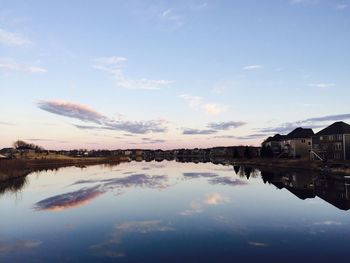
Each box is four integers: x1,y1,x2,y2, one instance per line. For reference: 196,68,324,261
1,161,350,262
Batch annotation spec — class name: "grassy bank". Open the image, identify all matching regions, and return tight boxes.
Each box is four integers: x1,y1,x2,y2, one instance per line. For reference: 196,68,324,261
0,155,127,183
232,158,350,175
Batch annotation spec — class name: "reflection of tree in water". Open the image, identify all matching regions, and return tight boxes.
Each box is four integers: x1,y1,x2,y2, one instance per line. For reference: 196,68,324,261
244,167,253,179
261,170,274,184
0,176,28,197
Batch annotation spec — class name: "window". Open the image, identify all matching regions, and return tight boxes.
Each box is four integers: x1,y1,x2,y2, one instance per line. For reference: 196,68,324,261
329,135,336,141
337,135,343,141
301,139,306,143
320,136,324,141
308,142,311,145
333,142,342,151
334,153,342,160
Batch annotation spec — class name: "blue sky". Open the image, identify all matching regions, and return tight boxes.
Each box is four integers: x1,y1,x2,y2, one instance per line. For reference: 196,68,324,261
0,0,349,150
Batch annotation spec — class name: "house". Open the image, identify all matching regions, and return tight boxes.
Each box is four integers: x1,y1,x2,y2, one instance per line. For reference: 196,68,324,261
0,154,8,159
281,127,314,158
262,134,286,156
311,121,350,161
0,147,17,158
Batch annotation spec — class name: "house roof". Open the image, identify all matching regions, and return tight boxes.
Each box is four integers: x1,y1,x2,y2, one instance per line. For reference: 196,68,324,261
264,134,287,142
286,127,314,139
316,121,350,136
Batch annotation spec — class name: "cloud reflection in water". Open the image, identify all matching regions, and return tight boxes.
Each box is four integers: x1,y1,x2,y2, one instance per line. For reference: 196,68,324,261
90,220,174,258
33,186,104,212
0,240,42,254
34,173,169,212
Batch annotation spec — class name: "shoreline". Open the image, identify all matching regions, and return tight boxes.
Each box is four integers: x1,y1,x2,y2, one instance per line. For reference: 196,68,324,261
232,158,350,175
0,157,126,182
1,157,350,184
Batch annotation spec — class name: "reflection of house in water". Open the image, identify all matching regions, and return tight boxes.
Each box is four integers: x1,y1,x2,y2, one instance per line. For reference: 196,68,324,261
261,169,350,210
314,176,350,210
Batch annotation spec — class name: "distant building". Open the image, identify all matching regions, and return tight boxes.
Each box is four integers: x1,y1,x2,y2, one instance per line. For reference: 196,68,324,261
0,154,8,159
262,134,286,156
311,121,350,161
281,127,314,158
0,147,17,157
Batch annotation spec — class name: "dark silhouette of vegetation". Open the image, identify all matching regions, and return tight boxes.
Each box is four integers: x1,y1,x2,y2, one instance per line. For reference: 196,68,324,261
13,140,44,152
244,146,252,159
0,176,28,197
233,148,240,159
244,167,253,179
260,145,273,158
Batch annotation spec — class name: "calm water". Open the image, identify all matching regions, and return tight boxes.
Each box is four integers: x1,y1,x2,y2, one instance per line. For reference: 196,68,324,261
1,160,350,262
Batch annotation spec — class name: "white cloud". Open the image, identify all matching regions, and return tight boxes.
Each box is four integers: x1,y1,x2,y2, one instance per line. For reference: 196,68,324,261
0,59,47,73
314,220,343,226
179,94,229,115
37,100,168,134
204,193,230,205
290,0,319,4
162,9,172,17
159,8,185,29
336,4,347,10
94,56,127,65
180,200,203,216
161,8,181,21
0,28,31,47
242,64,262,70
180,193,229,216
248,241,268,247
308,83,335,88
93,56,173,90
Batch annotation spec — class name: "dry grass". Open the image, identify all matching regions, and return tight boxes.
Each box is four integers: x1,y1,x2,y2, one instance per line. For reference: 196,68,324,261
0,156,125,183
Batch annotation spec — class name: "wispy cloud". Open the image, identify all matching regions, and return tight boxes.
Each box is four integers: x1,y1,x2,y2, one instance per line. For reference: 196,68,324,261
0,121,15,126
0,240,42,254
183,121,246,135
313,220,343,226
37,100,168,134
183,128,217,135
259,113,350,134
26,138,69,144
207,121,246,130
248,241,268,247
213,133,267,140
0,59,47,74
161,8,182,24
242,64,262,70
90,220,174,258
183,172,219,178
179,94,229,115
290,0,319,4
35,174,169,212
209,177,247,186
141,138,166,144
204,193,230,205
38,100,104,124
308,83,336,88
33,186,104,212
180,192,229,216
73,173,169,190
94,56,173,90
0,28,31,47
180,200,203,216
336,4,347,10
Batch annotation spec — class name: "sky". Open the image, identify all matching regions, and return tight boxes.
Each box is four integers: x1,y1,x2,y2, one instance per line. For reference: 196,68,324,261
0,0,349,150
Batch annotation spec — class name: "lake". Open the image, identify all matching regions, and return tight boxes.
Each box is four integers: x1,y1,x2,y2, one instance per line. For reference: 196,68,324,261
1,160,350,262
